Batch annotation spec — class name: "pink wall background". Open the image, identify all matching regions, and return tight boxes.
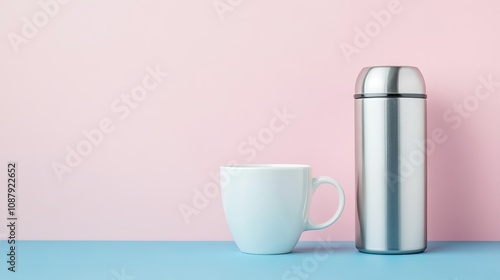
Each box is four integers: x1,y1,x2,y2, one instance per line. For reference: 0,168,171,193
0,0,499,241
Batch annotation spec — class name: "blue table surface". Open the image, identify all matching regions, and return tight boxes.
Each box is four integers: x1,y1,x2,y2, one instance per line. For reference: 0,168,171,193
0,241,498,280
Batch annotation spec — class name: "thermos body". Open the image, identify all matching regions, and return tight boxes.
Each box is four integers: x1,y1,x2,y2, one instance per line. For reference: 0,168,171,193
355,66,427,254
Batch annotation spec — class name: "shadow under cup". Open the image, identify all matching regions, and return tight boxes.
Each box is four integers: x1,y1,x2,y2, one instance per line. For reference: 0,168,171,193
220,164,345,254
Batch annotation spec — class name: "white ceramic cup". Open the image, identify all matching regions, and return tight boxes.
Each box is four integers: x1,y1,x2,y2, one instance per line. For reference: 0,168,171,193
220,164,345,254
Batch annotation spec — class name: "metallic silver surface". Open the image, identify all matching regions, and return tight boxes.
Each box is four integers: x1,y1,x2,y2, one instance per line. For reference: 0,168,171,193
355,66,426,98
355,66,427,254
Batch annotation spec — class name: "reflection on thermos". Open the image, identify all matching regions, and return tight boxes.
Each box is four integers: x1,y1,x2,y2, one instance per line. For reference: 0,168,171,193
355,66,427,254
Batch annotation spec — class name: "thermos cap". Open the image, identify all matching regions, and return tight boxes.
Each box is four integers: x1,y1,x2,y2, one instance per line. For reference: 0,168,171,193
354,66,426,99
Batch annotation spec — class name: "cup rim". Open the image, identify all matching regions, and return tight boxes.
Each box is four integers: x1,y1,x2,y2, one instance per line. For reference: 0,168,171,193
220,164,310,169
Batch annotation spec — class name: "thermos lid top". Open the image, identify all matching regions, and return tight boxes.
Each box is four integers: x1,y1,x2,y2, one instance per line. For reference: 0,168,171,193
354,66,426,99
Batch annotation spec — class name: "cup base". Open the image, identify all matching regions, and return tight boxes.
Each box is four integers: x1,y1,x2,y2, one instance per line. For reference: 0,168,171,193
236,243,295,255
240,250,292,255
239,249,293,255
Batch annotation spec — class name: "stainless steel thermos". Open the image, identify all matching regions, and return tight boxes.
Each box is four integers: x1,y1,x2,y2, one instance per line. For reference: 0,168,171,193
354,66,427,254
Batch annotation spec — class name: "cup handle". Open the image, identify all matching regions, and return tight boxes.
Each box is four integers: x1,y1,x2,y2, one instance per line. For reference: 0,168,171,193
304,176,345,231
